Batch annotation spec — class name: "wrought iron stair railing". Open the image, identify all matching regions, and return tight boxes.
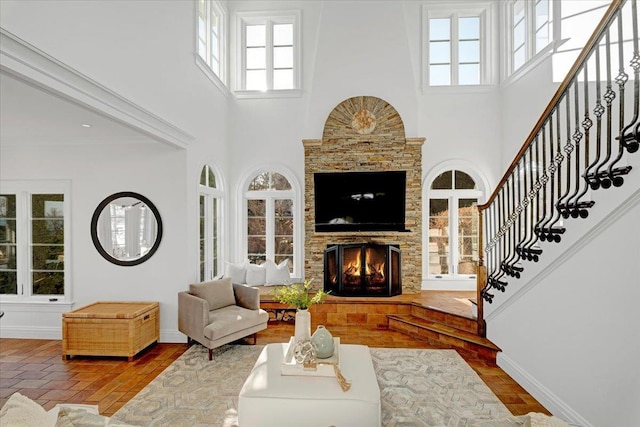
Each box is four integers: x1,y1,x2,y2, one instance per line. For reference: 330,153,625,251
475,0,639,337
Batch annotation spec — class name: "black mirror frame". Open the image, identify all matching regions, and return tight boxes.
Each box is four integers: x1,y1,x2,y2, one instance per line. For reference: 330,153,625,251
90,191,163,267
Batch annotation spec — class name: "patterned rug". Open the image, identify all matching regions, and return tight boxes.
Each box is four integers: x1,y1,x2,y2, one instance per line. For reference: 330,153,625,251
112,344,512,427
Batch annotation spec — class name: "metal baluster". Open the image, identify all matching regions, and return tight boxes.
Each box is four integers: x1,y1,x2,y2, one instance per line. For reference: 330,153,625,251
574,64,596,216
566,74,586,218
537,113,556,241
594,29,616,189
586,43,605,188
558,84,575,218
622,0,639,153
608,6,635,182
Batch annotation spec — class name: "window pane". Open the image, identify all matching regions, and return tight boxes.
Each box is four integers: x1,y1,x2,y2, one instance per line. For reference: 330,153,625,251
32,245,64,270
211,198,219,277
200,166,207,185
247,199,266,216
459,63,479,85
513,21,525,50
274,46,293,68
459,17,479,39
249,173,270,190
455,171,478,189
0,195,17,295
514,46,525,70
211,33,219,59
199,195,205,281
32,271,63,295
536,24,549,53
429,199,449,275
246,24,265,47
246,70,266,91
429,64,450,86
429,41,450,64
430,18,450,40
275,199,294,271
273,69,293,90
458,198,478,275
32,195,64,218
207,166,216,188
536,0,549,27
273,23,293,45
459,40,479,63
431,171,453,189
246,47,265,69
272,173,292,190
513,0,525,23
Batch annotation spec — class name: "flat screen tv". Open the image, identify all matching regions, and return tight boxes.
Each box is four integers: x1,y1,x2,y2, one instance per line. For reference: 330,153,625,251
314,171,407,232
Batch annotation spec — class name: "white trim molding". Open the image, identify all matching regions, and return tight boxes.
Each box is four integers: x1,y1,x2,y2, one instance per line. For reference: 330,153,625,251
0,28,194,150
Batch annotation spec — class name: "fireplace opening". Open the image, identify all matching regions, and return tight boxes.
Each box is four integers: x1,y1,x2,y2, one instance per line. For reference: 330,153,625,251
324,244,401,297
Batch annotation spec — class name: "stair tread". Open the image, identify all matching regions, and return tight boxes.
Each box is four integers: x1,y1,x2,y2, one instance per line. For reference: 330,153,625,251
388,314,501,351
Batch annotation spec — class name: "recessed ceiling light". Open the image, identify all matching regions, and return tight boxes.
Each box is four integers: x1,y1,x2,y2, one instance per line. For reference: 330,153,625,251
81,123,92,128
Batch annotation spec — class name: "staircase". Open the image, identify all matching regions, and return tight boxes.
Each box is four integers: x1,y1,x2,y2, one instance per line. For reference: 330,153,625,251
387,301,501,364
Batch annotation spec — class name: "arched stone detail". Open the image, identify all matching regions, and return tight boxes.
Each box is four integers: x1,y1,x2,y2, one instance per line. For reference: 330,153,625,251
322,96,405,142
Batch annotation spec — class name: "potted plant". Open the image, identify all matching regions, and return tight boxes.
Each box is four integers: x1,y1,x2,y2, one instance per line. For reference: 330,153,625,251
270,279,329,343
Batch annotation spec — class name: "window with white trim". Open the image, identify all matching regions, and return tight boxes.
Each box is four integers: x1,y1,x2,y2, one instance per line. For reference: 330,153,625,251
236,11,300,93
244,170,296,274
197,0,227,83
428,170,481,279
424,3,493,86
0,182,70,300
199,165,223,282
509,0,551,73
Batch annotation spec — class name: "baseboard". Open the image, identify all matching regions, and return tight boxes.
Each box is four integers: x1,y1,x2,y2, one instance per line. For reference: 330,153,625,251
497,353,591,427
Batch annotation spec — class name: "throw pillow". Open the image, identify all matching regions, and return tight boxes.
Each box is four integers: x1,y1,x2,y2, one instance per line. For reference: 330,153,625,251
224,260,248,284
0,392,57,426
265,259,291,285
189,277,235,310
245,262,267,286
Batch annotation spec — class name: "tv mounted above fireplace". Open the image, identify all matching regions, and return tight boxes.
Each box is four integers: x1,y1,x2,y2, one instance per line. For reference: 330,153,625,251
314,170,407,232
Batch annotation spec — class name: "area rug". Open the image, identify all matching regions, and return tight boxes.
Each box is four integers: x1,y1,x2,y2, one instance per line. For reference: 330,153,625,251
112,344,512,427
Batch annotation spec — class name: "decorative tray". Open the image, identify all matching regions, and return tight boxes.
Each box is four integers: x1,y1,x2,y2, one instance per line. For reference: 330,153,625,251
281,336,340,377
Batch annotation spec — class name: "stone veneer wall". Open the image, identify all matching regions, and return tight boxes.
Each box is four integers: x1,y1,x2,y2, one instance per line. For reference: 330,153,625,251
303,96,424,294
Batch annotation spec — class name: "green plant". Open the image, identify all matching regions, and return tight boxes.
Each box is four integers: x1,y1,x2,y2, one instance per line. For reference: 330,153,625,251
269,279,330,310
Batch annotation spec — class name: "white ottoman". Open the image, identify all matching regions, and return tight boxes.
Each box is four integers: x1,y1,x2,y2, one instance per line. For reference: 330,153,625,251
238,342,381,427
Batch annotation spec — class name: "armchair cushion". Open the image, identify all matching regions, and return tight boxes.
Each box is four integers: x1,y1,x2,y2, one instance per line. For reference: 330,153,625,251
203,305,269,341
189,278,235,311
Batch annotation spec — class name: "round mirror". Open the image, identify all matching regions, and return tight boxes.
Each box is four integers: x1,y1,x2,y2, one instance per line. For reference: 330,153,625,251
90,192,163,266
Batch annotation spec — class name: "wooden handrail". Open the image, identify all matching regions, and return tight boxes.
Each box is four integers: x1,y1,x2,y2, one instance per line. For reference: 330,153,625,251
479,0,626,211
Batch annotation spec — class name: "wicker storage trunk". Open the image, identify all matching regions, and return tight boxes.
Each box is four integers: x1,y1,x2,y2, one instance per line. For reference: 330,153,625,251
62,301,159,361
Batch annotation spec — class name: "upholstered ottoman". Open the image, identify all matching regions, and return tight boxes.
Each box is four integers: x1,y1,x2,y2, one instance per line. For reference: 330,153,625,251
238,342,381,427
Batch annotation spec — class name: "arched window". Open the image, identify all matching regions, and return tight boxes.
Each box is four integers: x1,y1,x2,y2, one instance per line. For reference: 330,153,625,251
244,169,297,275
427,169,482,282
199,164,223,282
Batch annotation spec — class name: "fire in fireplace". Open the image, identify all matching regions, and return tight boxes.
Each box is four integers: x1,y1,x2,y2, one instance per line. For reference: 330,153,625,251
324,244,401,297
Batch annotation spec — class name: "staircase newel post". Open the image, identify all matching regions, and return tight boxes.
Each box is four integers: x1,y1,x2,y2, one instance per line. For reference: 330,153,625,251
477,207,487,338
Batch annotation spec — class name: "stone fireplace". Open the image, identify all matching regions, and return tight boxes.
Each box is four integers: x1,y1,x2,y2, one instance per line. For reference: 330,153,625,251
303,96,425,294
324,243,401,297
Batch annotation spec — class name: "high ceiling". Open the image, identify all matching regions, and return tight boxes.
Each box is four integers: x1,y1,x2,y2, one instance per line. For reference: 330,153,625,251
0,72,156,147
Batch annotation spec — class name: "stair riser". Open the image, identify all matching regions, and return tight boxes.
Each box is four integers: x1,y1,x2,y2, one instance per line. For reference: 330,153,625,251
410,305,478,334
388,318,498,363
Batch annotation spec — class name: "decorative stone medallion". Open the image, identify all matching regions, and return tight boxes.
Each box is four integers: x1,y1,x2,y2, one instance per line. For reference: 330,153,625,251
351,109,377,134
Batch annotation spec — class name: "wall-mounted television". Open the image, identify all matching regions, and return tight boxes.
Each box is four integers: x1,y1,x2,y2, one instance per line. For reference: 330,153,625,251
314,171,407,232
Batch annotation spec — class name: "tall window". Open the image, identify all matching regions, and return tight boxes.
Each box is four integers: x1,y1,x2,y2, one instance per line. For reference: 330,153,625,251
428,170,481,279
197,0,227,83
236,11,300,93
199,165,223,282
0,183,69,300
510,0,551,73
245,170,296,273
425,3,493,86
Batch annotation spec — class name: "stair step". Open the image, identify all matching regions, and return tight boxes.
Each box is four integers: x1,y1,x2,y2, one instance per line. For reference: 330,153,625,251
409,304,478,334
387,314,501,363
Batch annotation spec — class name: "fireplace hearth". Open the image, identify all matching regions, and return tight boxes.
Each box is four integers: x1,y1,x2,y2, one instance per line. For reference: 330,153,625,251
324,244,401,297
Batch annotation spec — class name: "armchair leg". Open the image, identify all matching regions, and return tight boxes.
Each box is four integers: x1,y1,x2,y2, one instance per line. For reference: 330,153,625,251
209,348,213,361
252,333,258,345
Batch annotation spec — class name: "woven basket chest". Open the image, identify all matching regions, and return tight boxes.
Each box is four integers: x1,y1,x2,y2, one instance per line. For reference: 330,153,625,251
62,301,159,361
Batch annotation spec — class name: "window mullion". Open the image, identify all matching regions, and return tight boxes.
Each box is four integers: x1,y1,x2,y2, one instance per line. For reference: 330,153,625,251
450,196,459,276
265,197,275,261
25,192,34,297
266,20,274,90
451,13,459,86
